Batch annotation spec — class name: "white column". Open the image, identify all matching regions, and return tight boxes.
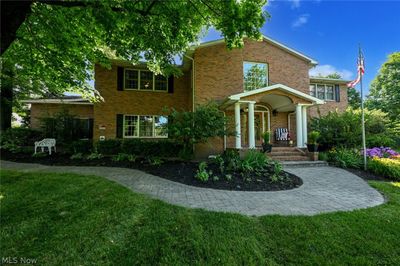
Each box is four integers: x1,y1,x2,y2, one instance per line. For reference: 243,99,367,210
302,106,308,147
234,102,242,149
296,104,303,148
248,102,255,149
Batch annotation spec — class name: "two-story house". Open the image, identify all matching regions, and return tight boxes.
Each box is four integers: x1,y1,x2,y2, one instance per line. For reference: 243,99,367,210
26,36,349,157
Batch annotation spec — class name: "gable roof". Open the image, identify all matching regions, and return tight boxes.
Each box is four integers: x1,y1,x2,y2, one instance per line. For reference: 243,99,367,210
228,83,324,104
186,35,318,65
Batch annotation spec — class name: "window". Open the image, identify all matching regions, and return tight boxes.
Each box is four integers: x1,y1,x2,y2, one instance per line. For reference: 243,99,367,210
326,85,334,100
243,62,268,91
124,69,168,91
310,83,336,100
123,115,168,138
309,84,316,97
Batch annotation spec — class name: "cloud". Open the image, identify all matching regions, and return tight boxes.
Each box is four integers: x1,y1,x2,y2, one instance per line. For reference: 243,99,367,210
289,0,301,9
291,14,309,28
309,65,354,80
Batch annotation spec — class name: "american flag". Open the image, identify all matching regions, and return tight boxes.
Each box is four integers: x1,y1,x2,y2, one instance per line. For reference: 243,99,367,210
347,48,365,88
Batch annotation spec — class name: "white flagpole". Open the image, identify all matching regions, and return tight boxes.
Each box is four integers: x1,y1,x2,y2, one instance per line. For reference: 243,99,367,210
359,46,367,171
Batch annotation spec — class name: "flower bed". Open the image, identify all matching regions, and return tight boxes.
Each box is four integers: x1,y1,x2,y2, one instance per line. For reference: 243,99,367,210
0,149,302,191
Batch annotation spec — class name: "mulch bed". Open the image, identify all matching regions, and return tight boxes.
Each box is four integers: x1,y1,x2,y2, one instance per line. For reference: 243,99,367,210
1,150,302,191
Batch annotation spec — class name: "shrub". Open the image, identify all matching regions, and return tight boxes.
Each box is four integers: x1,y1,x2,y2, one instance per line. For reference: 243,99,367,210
70,140,92,154
32,152,48,158
222,149,241,172
368,157,400,181
167,102,230,159
365,147,398,158
121,139,143,155
327,148,363,169
70,153,84,160
366,134,396,148
318,152,329,161
112,153,137,162
86,152,103,160
241,149,269,172
0,127,43,152
262,131,271,144
146,156,163,166
195,162,212,182
310,108,395,150
96,139,122,155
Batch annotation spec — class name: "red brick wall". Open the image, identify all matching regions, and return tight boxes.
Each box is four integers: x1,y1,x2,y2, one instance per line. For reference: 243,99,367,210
30,103,93,130
93,63,191,140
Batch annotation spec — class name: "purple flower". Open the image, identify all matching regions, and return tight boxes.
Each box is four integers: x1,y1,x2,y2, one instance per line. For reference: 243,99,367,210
364,147,398,158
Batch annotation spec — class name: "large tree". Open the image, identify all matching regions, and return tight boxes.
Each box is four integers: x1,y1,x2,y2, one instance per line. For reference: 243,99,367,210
366,52,400,122
0,0,268,130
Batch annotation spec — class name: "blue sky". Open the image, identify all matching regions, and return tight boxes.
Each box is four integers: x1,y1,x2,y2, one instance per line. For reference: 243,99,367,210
201,0,400,95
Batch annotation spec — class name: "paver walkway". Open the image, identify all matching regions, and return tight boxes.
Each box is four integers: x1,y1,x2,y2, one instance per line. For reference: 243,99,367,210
1,160,384,216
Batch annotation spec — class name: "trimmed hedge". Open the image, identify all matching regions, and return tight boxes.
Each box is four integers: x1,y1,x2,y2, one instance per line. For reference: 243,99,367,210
368,157,400,181
70,140,93,154
95,139,183,157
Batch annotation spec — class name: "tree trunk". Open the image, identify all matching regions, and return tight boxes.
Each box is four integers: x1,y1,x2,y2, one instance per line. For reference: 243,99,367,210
0,66,14,131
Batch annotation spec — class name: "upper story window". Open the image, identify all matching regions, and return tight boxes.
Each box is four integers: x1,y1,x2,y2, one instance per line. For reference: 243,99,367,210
309,84,335,100
124,69,168,91
243,62,268,91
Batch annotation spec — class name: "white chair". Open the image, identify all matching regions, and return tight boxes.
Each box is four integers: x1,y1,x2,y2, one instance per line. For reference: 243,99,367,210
34,138,56,155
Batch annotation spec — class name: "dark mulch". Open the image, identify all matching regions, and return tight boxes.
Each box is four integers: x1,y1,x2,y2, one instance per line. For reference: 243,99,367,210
345,168,391,182
1,150,302,191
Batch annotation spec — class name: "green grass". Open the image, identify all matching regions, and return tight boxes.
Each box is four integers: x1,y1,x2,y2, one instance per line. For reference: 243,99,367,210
1,170,399,265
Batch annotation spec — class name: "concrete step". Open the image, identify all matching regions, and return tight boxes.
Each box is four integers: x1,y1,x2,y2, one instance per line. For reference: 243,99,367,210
281,160,329,167
270,155,310,161
271,147,297,151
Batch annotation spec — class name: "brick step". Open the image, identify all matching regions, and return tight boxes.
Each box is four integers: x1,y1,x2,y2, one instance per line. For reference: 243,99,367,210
271,147,299,152
270,155,309,161
270,152,304,156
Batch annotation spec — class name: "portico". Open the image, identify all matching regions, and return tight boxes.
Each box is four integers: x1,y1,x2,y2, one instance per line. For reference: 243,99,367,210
221,84,324,149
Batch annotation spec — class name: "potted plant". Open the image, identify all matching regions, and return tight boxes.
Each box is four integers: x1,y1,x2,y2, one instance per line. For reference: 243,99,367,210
307,131,320,152
262,131,272,153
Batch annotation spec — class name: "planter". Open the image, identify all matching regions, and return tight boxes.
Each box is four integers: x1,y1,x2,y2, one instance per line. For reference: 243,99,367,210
262,143,273,153
309,152,319,161
306,144,319,152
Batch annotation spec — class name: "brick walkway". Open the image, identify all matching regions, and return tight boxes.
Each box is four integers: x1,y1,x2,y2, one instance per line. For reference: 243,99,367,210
1,160,384,216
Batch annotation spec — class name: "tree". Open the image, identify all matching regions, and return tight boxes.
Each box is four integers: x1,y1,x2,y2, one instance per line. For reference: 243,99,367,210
347,87,361,109
366,52,400,122
0,0,269,131
324,73,342,79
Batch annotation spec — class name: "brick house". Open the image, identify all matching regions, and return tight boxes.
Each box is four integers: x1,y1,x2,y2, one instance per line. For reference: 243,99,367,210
26,36,349,157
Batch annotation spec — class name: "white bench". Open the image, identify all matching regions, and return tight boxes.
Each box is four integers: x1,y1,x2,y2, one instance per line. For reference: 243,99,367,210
34,138,56,155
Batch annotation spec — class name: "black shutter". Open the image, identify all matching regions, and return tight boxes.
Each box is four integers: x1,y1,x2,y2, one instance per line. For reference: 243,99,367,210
117,67,124,91
335,85,340,102
116,114,123,138
168,76,174,93
88,118,94,139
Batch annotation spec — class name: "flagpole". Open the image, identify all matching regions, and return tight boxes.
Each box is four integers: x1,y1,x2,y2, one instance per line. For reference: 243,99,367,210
359,46,367,171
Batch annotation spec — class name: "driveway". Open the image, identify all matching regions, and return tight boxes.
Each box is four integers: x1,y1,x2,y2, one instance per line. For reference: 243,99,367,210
1,160,384,216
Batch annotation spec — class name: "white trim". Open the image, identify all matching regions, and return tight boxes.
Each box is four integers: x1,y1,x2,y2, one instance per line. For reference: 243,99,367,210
229,84,325,104
190,35,318,65
122,114,168,139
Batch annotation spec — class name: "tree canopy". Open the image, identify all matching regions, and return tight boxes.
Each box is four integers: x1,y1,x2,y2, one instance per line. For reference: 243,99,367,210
2,0,268,95
366,52,400,122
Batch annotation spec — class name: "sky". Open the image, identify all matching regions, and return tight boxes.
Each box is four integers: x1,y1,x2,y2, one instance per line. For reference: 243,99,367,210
201,0,400,95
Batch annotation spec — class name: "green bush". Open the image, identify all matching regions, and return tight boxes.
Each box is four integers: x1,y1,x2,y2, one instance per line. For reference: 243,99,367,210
222,149,241,172
310,108,395,150
368,157,400,181
70,153,84,160
366,134,396,148
70,140,93,154
86,152,103,160
195,162,212,182
327,148,362,169
96,139,122,155
308,131,320,144
241,149,269,172
167,102,230,159
112,153,137,162
1,127,43,153
121,139,143,155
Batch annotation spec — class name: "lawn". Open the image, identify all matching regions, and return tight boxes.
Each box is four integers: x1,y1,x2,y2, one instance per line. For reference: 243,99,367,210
1,170,399,265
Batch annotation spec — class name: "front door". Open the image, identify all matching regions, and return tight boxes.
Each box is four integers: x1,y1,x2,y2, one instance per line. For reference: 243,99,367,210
254,113,263,147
